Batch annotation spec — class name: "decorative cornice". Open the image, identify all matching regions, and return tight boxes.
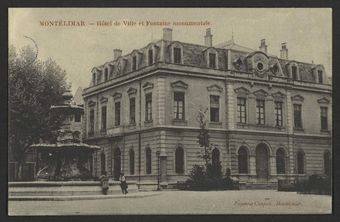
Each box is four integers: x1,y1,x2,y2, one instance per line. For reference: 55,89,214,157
291,94,304,102
143,82,154,90
234,86,250,96
127,87,137,95
317,97,330,104
112,92,122,100
207,84,223,93
253,89,268,98
271,91,286,100
100,96,108,103
171,80,188,89
88,100,96,107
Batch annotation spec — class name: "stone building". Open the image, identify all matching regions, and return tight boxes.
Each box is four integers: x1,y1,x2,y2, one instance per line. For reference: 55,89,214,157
83,28,332,189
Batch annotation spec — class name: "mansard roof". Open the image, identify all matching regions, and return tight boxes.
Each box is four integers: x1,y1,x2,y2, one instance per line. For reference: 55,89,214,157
90,34,327,86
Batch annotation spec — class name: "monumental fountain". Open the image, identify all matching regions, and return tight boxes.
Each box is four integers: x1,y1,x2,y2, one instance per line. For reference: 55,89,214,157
9,90,138,198
30,90,99,181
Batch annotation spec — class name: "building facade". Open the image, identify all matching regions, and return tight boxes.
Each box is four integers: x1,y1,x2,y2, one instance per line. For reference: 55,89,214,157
83,28,332,188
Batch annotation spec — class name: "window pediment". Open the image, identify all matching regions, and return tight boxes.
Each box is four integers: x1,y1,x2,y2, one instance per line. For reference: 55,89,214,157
171,80,188,90
291,94,304,102
112,92,122,100
88,100,96,107
272,91,286,100
207,84,223,93
143,82,154,91
127,87,137,95
253,89,268,98
317,97,330,104
100,96,108,103
234,87,250,96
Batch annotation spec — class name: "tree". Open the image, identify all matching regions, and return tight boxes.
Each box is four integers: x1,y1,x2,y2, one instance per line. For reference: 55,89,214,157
196,107,213,167
8,45,68,180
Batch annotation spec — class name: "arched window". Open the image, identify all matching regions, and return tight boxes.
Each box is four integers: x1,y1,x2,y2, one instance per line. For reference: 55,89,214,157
276,148,286,174
238,146,248,174
212,148,220,167
145,147,152,174
129,149,135,175
297,151,305,174
175,146,184,173
113,148,121,180
100,152,106,175
324,151,331,177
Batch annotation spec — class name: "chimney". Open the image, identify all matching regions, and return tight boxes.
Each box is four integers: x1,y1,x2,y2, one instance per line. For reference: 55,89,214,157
163,28,172,41
113,49,122,60
259,39,267,53
280,43,288,59
204,28,213,47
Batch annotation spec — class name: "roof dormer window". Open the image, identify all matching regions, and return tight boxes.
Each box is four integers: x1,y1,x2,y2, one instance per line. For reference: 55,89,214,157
292,65,298,80
209,53,216,69
318,70,323,84
174,47,181,64
104,67,109,81
148,48,153,66
92,72,96,85
132,55,137,71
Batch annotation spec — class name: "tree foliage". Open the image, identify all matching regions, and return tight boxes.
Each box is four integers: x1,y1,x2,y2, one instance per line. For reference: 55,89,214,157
8,45,68,178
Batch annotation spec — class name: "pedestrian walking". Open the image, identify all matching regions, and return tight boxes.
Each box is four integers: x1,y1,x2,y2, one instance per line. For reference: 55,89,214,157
99,171,109,195
119,173,128,194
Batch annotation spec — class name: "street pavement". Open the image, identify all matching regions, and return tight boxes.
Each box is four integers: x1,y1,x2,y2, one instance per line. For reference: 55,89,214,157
8,190,331,215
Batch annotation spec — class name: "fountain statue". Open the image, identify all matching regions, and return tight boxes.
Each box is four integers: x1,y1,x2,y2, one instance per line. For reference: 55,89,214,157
30,90,100,181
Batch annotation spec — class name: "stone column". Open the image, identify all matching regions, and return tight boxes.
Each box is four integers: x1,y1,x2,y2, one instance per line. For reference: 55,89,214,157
249,154,256,176
225,81,235,130
159,130,167,185
156,76,166,126
286,91,295,180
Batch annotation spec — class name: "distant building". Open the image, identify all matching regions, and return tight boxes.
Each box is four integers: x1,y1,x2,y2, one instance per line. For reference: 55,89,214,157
83,28,332,189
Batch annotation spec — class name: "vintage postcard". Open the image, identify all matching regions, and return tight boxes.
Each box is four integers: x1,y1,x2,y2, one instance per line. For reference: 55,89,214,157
8,8,332,215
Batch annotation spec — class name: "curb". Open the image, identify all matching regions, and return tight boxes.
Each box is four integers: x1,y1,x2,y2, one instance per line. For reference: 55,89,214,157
9,192,162,201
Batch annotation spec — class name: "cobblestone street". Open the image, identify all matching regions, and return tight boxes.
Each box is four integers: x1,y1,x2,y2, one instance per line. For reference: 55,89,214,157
8,190,331,215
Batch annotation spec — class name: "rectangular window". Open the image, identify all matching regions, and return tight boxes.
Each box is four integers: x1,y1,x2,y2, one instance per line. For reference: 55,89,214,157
321,107,328,130
174,92,185,120
130,97,136,124
237,97,247,123
210,95,219,122
174,47,181,64
294,104,302,128
89,109,94,134
318,70,323,84
275,101,283,127
104,68,108,81
132,56,137,71
115,102,121,126
292,66,298,80
209,53,216,69
101,106,107,130
256,99,265,125
148,49,153,66
145,93,152,121
74,113,81,122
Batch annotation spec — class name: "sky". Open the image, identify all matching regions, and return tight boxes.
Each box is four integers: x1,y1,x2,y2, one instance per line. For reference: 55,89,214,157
9,8,332,94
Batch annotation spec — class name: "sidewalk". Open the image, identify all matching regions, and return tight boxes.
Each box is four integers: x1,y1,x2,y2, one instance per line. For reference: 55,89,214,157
9,191,162,201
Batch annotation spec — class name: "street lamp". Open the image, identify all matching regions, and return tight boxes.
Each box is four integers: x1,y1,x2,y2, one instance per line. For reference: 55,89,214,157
156,151,160,191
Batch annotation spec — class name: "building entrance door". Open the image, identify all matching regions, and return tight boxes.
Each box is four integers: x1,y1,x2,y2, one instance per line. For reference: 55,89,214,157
256,144,269,180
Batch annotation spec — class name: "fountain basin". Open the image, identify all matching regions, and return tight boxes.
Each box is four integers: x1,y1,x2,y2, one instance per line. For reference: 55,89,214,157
9,181,138,196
